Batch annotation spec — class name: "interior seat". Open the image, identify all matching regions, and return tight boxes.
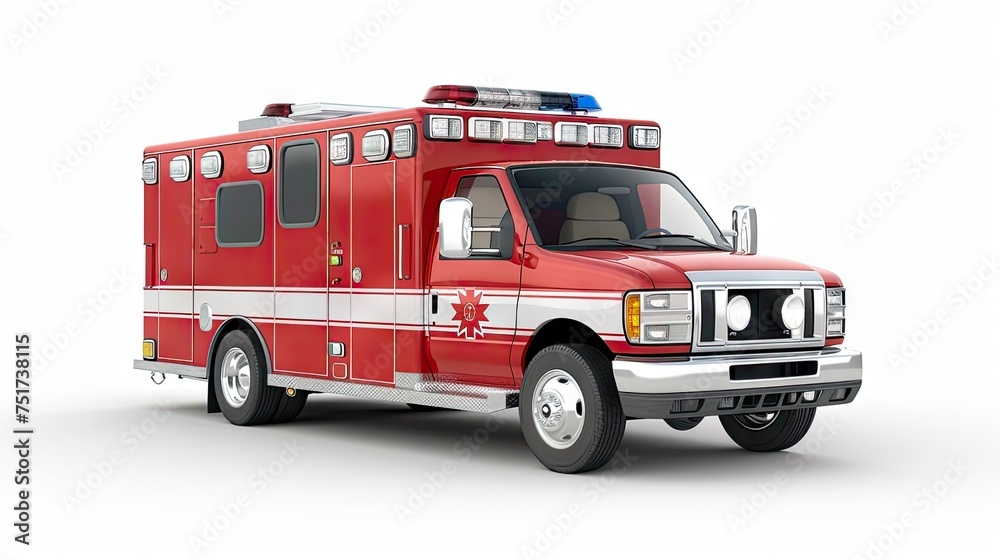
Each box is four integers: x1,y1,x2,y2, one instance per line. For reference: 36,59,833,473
463,179,509,248
558,192,630,244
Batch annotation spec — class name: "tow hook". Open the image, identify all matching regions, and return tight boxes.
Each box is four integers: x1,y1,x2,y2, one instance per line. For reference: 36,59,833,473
150,372,165,385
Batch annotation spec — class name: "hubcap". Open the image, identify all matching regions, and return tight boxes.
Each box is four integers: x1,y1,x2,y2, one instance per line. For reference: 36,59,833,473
531,370,585,449
221,348,252,408
733,412,778,431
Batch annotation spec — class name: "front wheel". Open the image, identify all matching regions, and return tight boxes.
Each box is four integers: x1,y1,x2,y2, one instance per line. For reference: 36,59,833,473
719,408,816,452
519,345,626,474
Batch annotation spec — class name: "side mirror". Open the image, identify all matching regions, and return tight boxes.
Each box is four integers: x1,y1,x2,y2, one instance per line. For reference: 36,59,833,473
439,197,473,259
731,205,757,255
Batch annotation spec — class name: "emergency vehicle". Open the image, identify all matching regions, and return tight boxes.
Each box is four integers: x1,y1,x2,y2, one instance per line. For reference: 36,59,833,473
135,85,862,473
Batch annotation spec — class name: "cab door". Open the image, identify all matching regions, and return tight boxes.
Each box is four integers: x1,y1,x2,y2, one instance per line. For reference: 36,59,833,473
426,170,526,387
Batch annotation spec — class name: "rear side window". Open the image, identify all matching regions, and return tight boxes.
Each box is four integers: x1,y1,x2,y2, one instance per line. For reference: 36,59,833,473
279,139,320,228
216,181,264,247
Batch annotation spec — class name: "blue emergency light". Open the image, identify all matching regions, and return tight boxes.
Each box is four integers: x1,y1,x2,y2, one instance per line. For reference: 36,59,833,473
423,85,602,113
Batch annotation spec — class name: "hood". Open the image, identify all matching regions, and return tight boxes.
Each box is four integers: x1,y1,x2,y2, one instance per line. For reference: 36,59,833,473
552,249,830,289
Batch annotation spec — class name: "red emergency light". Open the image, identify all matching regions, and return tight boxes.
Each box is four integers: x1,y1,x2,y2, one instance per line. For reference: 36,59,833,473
261,103,294,118
422,85,602,113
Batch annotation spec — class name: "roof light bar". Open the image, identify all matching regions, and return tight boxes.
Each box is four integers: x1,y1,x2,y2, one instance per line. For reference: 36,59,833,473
423,85,601,113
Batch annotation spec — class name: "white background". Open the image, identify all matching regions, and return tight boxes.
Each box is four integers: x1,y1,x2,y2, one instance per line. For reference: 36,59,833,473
1,0,997,558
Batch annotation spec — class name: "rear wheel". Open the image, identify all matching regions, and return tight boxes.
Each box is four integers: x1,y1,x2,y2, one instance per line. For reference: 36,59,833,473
519,344,625,474
270,390,309,423
664,417,703,431
719,408,816,452
213,330,282,426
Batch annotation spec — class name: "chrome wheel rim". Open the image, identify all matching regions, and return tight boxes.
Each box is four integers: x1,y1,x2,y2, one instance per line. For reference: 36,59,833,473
531,370,585,449
221,348,251,408
734,412,778,431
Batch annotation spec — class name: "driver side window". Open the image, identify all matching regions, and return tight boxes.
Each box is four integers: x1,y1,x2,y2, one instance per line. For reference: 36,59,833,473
456,175,511,255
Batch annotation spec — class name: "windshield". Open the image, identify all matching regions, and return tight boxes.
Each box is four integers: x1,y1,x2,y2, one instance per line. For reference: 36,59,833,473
509,165,730,251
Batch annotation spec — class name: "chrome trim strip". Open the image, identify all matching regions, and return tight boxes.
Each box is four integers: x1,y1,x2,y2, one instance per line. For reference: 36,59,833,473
611,347,862,394
268,373,518,413
685,270,823,283
133,359,207,380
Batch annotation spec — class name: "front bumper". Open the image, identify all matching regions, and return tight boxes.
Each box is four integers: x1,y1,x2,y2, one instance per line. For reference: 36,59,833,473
613,346,862,419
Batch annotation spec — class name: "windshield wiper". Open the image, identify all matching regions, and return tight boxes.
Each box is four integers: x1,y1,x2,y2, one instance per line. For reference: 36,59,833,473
555,237,655,250
635,233,731,251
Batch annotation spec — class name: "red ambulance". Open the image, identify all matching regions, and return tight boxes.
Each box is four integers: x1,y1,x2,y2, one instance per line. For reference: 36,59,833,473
135,85,862,473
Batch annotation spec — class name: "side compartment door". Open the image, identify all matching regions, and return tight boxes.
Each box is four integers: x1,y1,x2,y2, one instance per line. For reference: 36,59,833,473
349,162,397,384
426,171,525,387
273,135,329,377
156,150,195,362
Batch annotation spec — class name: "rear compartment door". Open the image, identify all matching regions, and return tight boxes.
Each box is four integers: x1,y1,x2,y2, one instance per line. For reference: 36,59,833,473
273,134,329,377
156,150,195,362
348,161,397,384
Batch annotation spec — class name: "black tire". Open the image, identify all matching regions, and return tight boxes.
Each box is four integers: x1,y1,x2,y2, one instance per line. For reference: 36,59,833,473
664,417,703,431
213,330,282,426
719,408,816,452
519,344,626,474
270,391,309,424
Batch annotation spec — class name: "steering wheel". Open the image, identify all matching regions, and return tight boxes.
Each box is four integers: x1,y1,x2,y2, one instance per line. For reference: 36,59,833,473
635,227,672,239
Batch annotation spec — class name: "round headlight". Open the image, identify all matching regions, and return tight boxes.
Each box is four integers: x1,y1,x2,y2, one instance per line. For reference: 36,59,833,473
779,294,805,330
726,295,752,331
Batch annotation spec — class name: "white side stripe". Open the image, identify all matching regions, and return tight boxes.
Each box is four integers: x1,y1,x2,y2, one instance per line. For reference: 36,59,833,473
144,290,158,313
143,288,625,337
350,293,394,324
196,290,273,318
275,292,326,322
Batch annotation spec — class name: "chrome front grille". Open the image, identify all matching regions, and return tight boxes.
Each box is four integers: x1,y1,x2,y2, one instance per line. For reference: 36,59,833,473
687,270,827,353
